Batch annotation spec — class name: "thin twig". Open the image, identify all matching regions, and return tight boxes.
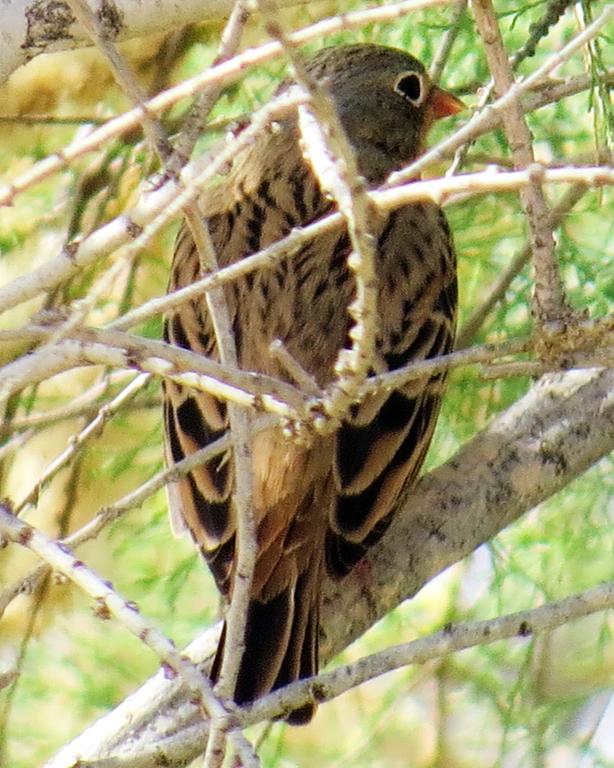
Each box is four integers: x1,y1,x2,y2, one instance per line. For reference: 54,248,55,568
0,325,306,417
360,336,531,395
184,76,257,768
178,209,257,726
63,0,171,160
0,502,221,712
13,373,150,515
4,388,159,435
168,0,251,174
269,340,321,396
447,0,576,175
472,0,571,329
429,0,468,83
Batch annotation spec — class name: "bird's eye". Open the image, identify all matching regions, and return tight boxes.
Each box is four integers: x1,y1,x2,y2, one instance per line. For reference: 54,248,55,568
394,71,425,106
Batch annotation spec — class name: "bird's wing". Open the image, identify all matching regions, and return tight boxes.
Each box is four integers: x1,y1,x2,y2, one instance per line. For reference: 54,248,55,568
162,146,333,598
326,204,458,578
163,217,238,594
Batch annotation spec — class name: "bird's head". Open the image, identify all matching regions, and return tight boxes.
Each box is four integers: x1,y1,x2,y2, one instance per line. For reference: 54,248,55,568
304,44,464,184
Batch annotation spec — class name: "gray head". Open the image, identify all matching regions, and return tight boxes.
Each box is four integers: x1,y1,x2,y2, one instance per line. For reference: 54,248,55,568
303,44,463,183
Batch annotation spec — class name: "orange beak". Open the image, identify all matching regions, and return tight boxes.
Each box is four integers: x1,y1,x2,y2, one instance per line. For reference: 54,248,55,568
429,85,465,119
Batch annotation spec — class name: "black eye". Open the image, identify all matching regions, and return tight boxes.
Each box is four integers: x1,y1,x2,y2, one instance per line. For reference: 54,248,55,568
394,71,424,106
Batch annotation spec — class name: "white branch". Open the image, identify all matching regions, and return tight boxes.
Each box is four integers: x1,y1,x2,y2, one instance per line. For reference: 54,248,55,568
0,0,292,83
0,0,451,85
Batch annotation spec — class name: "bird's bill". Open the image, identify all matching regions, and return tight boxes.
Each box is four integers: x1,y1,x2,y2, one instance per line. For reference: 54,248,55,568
429,86,465,119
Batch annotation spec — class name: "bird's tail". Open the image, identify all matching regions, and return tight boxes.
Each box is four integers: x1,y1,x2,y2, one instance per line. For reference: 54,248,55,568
211,567,320,725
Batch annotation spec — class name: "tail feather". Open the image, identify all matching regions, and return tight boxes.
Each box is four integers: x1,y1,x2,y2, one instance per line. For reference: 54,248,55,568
211,574,319,724
272,569,319,725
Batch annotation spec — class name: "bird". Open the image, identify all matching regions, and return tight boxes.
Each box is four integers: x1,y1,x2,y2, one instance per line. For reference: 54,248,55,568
163,43,462,724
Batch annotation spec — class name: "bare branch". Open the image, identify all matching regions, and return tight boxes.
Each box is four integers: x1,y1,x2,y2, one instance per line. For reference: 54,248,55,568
0,326,306,418
13,373,151,515
247,581,614,722
167,0,251,174
63,0,171,160
429,0,467,83
472,0,569,328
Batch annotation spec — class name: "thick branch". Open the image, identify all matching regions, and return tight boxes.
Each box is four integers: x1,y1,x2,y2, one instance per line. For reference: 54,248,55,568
0,0,296,83
46,366,614,767
0,0,449,85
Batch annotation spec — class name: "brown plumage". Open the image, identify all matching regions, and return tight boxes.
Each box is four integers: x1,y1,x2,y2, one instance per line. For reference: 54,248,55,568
163,44,462,723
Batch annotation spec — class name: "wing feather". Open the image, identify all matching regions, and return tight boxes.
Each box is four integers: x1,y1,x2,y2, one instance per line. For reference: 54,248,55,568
326,203,457,578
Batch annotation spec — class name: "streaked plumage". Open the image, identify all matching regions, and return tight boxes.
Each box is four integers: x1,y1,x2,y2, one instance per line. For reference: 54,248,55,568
163,44,461,723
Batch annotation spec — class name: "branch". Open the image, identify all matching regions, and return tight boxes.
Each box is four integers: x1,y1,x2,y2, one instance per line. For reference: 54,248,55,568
246,581,614,722
45,365,614,766
13,372,150,514
0,503,257,767
472,0,570,328
0,0,298,83
258,0,380,428
0,414,279,623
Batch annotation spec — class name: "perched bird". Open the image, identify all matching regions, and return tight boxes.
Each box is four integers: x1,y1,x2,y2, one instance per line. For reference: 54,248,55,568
163,43,462,723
